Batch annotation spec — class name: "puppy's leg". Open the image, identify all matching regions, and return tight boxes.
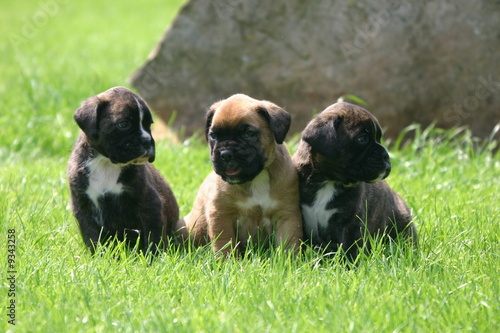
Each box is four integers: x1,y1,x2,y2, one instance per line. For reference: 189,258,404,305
340,223,364,260
274,209,303,252
183,212,211,246
71,194,107,254
207,210,236,256
139,208,166,254
80,222,107,255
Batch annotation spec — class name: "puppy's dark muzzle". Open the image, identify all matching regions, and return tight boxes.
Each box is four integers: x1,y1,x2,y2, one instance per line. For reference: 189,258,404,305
211,140,266,184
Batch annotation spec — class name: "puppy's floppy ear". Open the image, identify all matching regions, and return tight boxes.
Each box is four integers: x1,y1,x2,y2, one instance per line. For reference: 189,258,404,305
302,115,342,158
74,96,107,142
204,104,218,142
205,100,225,141
257,102,291,144
204,108,214,142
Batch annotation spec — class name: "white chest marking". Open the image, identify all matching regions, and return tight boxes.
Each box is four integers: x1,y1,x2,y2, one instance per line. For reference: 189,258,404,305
234,171,277,243
86,155,124,211
236,171,278,212
301,182,339,238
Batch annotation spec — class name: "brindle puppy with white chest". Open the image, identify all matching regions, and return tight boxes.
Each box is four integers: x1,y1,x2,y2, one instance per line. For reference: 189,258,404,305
293,102,417,259
68,87,179,254
176,94,303,255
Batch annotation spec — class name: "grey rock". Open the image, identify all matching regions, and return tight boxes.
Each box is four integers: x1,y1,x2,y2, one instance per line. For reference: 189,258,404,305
130,0,500,138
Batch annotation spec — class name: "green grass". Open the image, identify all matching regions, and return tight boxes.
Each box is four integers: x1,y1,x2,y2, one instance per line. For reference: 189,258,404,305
1,1,499,332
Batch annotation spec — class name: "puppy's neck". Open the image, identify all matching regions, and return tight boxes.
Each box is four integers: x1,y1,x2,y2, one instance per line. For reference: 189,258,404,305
306,172,359,188
233,169,270,194
86,153,122,170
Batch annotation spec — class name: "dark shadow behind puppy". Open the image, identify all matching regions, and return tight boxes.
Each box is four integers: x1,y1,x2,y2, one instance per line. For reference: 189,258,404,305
68,87,179,255
292,102,416,259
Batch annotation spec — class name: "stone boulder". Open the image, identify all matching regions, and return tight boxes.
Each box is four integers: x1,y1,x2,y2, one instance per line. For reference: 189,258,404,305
130,0,500,139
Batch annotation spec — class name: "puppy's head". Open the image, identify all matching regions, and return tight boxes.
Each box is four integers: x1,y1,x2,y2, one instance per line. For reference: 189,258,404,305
205,94,291,184
301,102,391,185
74,86,156,165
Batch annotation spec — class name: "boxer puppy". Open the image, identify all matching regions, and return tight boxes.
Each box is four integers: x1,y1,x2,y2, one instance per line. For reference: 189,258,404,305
292,102,416,259
68,87,179,254
176,94,303,256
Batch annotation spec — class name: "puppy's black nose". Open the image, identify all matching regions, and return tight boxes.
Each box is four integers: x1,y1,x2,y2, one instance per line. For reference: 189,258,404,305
220,150,234,161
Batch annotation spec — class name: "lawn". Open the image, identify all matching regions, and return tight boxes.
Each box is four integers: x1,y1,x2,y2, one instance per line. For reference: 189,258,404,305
1,1,499,332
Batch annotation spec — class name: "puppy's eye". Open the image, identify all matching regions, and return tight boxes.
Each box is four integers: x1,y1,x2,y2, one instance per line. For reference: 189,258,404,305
356,133,369,144
242,130,256,138
208,132,217,140
117,120,131,130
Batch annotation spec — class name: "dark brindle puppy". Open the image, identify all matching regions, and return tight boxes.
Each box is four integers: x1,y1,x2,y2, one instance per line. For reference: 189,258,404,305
176,94,303,256
293,102,416,259
68,87,179,254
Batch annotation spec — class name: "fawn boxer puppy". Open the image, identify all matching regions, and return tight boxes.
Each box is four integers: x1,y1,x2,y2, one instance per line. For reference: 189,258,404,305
177,94,303,255
68,87,179,254
293,102,416,259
